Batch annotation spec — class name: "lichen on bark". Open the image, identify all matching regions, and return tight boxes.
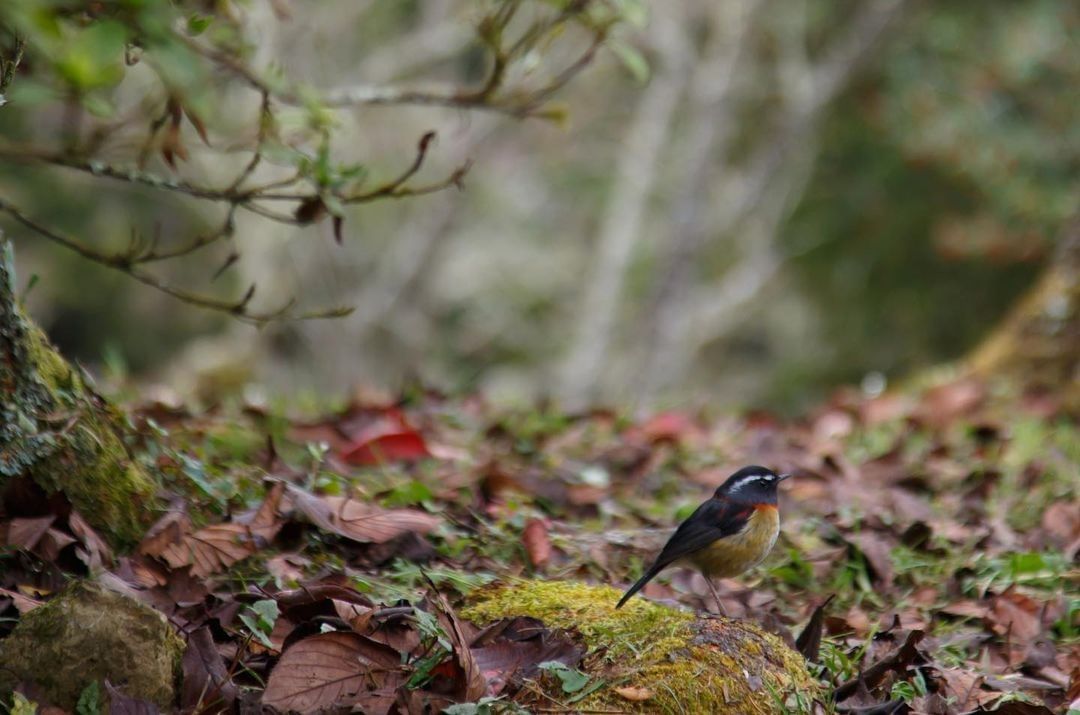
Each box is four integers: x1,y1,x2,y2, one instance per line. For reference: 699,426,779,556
0,237,157,545
463,580,820,714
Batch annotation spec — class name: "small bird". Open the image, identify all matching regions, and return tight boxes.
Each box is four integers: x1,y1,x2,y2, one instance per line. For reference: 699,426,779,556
616,465,790,612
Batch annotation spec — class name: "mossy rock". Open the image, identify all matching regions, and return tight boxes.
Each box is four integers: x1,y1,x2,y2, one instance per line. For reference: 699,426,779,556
463,580,820,714
0,238,157,546
0,580,184,709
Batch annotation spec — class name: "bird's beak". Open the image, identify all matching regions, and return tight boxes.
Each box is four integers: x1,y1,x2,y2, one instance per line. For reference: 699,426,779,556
778,473,792,482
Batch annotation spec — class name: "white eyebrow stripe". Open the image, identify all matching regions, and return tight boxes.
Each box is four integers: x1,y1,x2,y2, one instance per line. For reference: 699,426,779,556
727,474,768,493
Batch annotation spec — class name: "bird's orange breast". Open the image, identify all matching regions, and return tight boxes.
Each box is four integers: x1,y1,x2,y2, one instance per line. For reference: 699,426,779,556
685,504,780,578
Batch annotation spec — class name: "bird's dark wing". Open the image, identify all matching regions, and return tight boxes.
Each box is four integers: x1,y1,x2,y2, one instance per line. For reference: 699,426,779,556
616,498,753,608
648,498,754,571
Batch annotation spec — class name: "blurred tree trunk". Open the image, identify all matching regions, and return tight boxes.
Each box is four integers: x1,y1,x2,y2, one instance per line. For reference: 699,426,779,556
966,216,1080,404
557,8,691,406
636,0,909,401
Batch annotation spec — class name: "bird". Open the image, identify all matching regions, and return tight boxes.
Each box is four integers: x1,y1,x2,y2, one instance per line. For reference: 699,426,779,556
616,465,790,613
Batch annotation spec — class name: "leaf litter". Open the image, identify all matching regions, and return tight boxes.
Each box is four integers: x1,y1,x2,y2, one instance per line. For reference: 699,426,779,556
0,380,1076,712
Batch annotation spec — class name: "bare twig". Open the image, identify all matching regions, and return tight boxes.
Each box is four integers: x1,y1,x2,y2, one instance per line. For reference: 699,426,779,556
0,142,470,211
180,1,605,120
0,198,351,323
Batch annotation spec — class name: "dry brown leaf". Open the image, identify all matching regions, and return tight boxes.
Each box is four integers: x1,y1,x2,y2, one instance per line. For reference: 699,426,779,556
139,506,191,558
432,590,487,702
848,531,896,589
181,626,237,713
4,516,54,550
614,686,654,702
0,587,41,613
522,518,552,568
934,667,998,710
35,528,77,561
261,631,402,713
159,483,284,578
988,591,1043,646
333,599,374,633
1042,501,1080,546
265,553,308,586
470,626,584,696
69,511,114,568
288,485,439,544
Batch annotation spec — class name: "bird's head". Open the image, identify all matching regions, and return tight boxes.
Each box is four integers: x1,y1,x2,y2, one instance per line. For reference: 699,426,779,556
713,465,790,505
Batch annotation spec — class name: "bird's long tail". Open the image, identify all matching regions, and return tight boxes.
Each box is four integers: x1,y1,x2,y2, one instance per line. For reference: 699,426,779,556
615,564,662,609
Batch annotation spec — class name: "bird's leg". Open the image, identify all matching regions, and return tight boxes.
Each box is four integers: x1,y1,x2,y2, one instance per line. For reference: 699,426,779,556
705,578,727,617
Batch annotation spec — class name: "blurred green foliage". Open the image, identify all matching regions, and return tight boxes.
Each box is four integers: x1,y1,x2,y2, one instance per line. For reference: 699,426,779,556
772,0,1076,406
0,0,1075,405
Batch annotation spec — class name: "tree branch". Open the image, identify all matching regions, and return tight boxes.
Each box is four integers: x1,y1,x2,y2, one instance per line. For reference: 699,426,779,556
0,35,25,104
0,198,351,324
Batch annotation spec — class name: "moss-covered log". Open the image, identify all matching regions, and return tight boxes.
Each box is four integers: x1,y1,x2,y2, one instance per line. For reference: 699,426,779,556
0,237,157,545
463,581,819,714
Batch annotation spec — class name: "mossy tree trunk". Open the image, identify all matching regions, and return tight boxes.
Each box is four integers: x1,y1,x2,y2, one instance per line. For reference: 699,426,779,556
966,217,1080,406
0,236,157,546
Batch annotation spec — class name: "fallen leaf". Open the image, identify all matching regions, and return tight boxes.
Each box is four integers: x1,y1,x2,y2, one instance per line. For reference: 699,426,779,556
340,411,431,465
964,703,1055,715
138,506,191,558
848,531,896,589
432,590,487,701
987,590,1043,649
796,595,834,662
635,411,697,443
182,626,237,713
334,599,374,633
932,667,997,710
614,686,653,701
69,511,113,568
473,634,584,695
834,630,925,701
522,518,552,569
105,681,161,715
159,483,284,578
287,485,439,544
34,528,76,561
915,379,985,427
0,587,41,613
261,632,402,713
1042,501,1080,547
4,516,54,551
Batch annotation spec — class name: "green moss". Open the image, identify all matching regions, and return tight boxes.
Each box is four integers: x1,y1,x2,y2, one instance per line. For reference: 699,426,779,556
0,581,184,709
463,580,820,713
0,239,157,546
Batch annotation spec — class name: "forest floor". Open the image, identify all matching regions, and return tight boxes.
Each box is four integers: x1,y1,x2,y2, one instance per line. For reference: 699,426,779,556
1,376,1078,714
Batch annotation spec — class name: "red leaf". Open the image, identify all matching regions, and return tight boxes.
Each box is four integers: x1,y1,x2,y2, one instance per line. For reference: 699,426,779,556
341,430,431,465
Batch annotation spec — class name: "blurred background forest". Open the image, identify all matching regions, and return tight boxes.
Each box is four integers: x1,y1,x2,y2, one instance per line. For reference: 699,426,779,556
0,0,1076,412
